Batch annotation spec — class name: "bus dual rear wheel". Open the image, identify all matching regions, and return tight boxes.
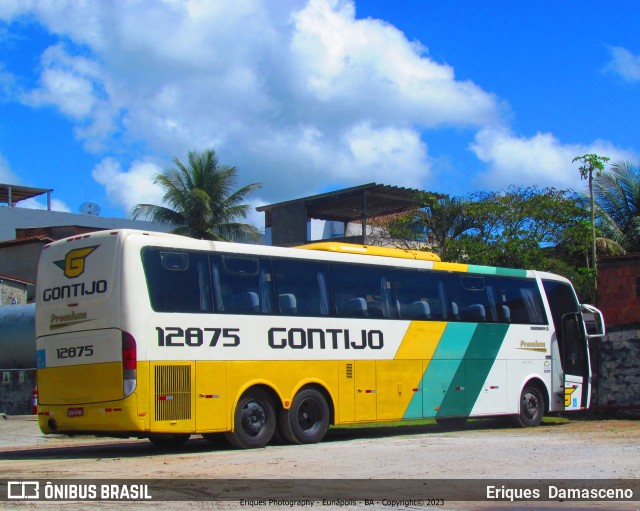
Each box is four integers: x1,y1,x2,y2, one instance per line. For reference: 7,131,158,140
225,388,276,449
279,388,330,444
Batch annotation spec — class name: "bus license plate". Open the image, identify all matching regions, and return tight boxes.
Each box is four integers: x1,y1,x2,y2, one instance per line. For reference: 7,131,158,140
67,407,84,417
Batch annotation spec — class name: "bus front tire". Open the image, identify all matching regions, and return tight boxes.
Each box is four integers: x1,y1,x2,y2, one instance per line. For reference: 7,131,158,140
225,388,276,449
511,384,545,428
280,388,330,444
148,433,190,448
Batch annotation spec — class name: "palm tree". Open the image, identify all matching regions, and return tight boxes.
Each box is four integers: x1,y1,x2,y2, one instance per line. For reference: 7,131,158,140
593,160,640,253
132,149,262,242
573,154,610,274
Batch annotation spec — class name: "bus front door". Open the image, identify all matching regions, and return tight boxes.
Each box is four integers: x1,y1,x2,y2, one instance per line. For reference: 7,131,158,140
560,312,590,410
542,279,593,411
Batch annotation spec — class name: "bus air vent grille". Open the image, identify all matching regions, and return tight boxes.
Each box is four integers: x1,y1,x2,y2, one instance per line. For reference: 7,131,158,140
154,365,192,421
346,363,353,379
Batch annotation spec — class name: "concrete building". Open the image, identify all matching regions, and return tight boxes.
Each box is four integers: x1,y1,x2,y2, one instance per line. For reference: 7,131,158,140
0,184,171,299
257,182,422,247
0,200,169,242
0,275,30,305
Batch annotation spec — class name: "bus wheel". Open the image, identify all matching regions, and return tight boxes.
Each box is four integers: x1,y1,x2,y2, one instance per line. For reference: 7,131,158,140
280,388,330,444
511,384,544,428
148,433,190,448
225,388,276,449
435,417,466,430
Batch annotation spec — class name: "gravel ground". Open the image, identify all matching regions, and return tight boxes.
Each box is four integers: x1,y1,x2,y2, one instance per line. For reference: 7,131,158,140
0,415,639,511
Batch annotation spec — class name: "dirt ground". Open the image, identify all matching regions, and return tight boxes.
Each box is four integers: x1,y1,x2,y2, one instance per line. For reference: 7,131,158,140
0,415,639,511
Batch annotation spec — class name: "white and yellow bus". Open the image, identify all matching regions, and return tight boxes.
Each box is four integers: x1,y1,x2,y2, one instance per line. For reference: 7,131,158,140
35,229,605,448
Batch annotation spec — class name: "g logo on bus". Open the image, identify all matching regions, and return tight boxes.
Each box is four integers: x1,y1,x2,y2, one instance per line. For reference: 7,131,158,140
54,246,99,279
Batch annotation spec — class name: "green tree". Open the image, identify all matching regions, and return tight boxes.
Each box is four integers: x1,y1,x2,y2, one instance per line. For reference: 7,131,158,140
593,160,640,253
417,194,476,259
448,187,589,268
132,149,262,242
367,192,474,258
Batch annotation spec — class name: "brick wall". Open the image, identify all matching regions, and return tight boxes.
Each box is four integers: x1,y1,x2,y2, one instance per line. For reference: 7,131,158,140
598,255,640,327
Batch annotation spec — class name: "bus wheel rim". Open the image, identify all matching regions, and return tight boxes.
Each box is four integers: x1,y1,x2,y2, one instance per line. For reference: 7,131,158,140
297,398,322,434
241,401,267,437
523,390,539,419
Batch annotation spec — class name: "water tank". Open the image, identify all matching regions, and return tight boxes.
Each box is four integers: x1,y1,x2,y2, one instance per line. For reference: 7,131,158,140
0,304,36,369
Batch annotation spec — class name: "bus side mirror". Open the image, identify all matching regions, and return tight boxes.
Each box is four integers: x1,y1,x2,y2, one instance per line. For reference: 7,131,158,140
581,304,606,338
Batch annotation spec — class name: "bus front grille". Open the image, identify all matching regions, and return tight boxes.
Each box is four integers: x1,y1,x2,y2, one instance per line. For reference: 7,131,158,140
154,365,192,421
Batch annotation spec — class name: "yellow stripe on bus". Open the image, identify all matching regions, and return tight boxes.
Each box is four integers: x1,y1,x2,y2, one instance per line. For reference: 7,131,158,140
433,261,469,272
394,321,446,361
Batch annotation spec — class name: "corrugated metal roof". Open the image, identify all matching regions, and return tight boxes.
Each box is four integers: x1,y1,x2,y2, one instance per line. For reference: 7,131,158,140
257,182,421,222
0,184,52,205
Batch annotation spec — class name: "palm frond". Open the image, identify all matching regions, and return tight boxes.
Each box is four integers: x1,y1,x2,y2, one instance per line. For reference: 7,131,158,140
132,149,261,242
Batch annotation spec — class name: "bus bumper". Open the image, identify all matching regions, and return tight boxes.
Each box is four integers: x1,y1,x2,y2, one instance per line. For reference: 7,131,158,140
37,395,145,436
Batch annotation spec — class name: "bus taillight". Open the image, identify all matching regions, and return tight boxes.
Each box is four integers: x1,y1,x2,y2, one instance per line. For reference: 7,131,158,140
122,331,137,397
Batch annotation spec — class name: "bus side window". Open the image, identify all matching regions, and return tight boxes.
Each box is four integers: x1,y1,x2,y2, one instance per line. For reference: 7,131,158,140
271,259,332,316
142,249,212,313
453,275,492,322
331,263,392,319
491,278,547,325
392,268,445,320
212,255,274,314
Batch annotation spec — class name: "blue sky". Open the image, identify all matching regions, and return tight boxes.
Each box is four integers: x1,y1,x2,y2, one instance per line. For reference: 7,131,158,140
0,1,638,226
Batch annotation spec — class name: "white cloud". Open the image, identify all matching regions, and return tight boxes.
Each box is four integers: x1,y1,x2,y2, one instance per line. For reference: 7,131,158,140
290,0,498,127
5,0,501,206
17,197,71,212
471,127,637,191
7,0,633,211
606,46,640,82
0,63,17,100
341,123,430,187
91,158,164,214
0,153,18,183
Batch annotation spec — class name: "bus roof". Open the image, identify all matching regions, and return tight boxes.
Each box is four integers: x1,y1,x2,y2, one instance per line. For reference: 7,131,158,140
296,242,441,262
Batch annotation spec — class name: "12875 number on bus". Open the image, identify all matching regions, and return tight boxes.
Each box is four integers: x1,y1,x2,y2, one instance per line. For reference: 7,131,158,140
56,345,94,359
156,327,240,347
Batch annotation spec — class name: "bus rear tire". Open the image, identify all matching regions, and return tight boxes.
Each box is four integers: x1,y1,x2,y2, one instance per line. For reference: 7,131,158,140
511,384,545,428
280,388,330,444
148,433,190,448
225,388,276,449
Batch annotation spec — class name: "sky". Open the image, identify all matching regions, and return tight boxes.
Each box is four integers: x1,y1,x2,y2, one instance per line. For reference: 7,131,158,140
0,0,638,228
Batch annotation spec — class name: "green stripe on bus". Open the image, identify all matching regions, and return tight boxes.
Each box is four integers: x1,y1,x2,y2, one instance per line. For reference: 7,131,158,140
467,265,496,275
458,323,510,413
435,323,509,418
403,323,511,419
467,265,527,277
403,323,476,419
495,267,528,277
